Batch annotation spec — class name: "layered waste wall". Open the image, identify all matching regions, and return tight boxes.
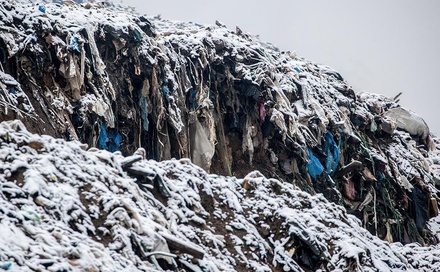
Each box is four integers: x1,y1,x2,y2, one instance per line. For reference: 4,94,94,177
1,0,440,257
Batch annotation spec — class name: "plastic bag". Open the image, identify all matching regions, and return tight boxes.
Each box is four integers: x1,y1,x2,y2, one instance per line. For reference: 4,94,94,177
306,148,324,179
189,113,215,171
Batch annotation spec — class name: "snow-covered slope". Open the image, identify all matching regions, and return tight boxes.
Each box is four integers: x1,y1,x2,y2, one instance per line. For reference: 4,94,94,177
1,1,440,270
0,119,438,272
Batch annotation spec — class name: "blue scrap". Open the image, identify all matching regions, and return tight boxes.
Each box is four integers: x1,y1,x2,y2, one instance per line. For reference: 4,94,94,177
9,88,17,94
38,5,46,13
97,123,109,150
190,88,198,109
139,97,149,132
0,262,12,270
97,122,122,152
68,37,81,53
306,148,324,179
294,67,302,73
161,84,171,102
411,186,429,232
133,28,143,42
108,130,122,152
324,131,340,174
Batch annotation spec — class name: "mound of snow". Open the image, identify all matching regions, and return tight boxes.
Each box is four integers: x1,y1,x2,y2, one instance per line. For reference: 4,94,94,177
0,120,438,271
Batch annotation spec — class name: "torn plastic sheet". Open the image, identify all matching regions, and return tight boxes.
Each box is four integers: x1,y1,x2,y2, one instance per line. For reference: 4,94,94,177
97,122,109,150
133,28,143,42
190,88,198,109
97,122,123,152
38,5,45,14
343,179,356,200
189,112,215,171
412,186,429,232
384,107,430,140
307,148,324,179
162,83,171,102
324,131,340,175
58,53,82,100
242,117,256,164
139,97,149,132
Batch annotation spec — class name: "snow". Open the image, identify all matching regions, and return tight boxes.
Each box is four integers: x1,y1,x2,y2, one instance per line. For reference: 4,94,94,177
0,120,437,270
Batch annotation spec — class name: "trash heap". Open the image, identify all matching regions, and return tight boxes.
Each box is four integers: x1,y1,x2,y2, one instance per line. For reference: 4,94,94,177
0,0,439,257
0,119,439,271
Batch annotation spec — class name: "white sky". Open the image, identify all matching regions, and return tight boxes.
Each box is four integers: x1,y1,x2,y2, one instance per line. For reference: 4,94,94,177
121,0,440,134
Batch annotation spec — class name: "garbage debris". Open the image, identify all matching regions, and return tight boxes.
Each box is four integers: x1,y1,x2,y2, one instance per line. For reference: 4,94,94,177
189,112,215,171
97,122,123,152
0,0,439,254
384,107,433,148
38,5,46,14
306,148,324,179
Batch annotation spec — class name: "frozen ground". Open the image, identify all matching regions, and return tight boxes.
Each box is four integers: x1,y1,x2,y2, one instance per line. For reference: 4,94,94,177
0,120,438,271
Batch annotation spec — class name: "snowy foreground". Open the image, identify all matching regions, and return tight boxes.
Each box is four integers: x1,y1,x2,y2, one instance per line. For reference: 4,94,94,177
0,120,439,272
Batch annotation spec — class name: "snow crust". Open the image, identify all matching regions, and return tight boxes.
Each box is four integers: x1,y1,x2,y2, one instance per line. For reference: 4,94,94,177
0,120,438,271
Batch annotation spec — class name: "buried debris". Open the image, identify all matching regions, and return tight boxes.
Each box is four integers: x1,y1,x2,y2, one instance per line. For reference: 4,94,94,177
159,231,205,260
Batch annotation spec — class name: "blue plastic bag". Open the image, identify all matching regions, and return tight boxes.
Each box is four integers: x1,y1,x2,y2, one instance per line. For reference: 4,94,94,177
307,148,324,179
97,123,122,152
97,123,109,150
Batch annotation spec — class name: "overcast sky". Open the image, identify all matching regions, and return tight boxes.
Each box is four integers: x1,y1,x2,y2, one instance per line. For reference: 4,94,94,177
121,0,440,134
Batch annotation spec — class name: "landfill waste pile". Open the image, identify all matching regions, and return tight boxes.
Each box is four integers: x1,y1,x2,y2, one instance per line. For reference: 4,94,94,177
1,0,440,271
